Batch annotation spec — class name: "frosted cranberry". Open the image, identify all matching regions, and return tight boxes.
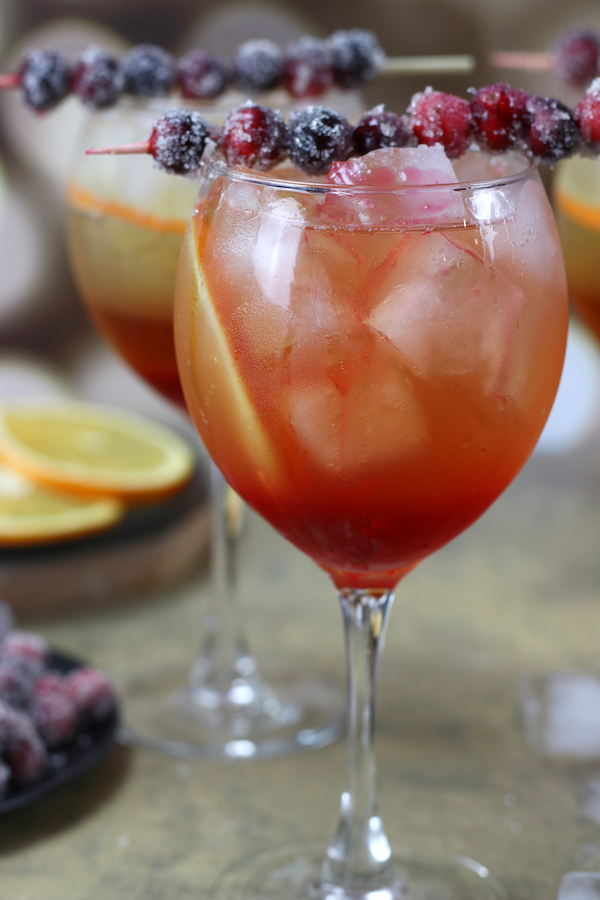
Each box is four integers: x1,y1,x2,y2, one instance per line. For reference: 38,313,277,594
2,631,48,670
19,49,72,112
289,106,353,174
177,49,229,100
470,82,530,151
408,87,473,159
553,29,600,87
31,682,77,747
73,46,124,109
329,29,384,89
149,109,210,174
576,78,600,146
221,103,288,170
67,667,115,723
284,37,333,99
123,44,175,97
0,660,36,708
523,95,581,161
353,105,414,155
234,40,284,93
5,711,47,784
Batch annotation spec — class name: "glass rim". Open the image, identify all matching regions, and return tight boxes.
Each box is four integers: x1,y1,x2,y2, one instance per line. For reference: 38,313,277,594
205,150,537,195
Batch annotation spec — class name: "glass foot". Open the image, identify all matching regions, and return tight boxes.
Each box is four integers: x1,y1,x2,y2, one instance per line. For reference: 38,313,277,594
117,669,344,759
210,840,505,900
522,671,600,760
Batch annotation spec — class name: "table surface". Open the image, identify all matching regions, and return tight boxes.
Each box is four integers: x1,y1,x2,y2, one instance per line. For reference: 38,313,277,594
4,325,600,900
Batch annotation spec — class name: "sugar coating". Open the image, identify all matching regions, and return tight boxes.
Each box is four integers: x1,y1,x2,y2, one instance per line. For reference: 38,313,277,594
524,95,580,162
329,29,384,89
123,44,176,97
469,83,530,152
234,40,284,93
288,106,353,174
177,49,230,100
408,87,473,159
576,77,600,145
74,46,125,109
222,102,288,170
150,109,209,175
284,37,333,98
553,28,600,86
20,48,71,112
353,105,415,155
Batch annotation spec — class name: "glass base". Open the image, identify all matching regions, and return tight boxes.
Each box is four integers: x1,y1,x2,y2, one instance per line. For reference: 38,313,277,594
210,840,506,900
117,669,345,759
522,671,600,760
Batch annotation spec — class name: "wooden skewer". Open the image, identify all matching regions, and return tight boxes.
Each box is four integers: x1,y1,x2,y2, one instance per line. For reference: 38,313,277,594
382,54,475,75
488,50,555,72
86,142,150,156
0,73,20,89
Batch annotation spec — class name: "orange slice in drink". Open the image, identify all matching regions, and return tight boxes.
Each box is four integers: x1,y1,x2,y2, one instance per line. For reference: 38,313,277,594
0,403,195,502
0,462,123,545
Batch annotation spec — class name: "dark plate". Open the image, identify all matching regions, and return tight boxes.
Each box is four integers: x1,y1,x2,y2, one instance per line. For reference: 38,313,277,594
0,650,119,813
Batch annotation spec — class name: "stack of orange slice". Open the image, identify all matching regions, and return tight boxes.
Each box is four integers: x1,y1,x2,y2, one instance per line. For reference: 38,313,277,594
0,403,195,545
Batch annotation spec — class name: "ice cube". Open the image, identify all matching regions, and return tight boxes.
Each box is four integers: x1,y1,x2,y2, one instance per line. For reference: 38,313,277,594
326,145,464,227
558,873,600,900
253,198,304,311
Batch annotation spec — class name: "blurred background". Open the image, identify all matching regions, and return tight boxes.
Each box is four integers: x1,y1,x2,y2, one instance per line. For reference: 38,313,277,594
0,0,598,421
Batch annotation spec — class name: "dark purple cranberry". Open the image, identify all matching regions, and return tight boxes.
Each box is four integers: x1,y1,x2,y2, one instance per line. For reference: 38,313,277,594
221,103,288,170
0,602,14,643
576,78,600,146
284,37,333,99
523,95,581,161
0,659,36,708
72,46,124,109
177,49,229,100
149,109,210,174
288,106,353,174
31,680,77,747
470,83,530,151
2,631,48,671
408,87,474,159
552,28,600,87
19,49,72,112
123,44,176,97
233,40,284,93
353,105,414,155
67,667,115,724
329,29,384,89
0,699,14,754
4,709,47,784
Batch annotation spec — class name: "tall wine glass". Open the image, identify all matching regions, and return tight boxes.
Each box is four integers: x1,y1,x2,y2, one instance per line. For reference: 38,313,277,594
174,150,568,896
66,96,355,759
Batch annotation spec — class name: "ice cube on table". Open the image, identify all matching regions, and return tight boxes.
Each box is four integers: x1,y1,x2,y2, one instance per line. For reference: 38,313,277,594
326,146,464,227
558,873,600,900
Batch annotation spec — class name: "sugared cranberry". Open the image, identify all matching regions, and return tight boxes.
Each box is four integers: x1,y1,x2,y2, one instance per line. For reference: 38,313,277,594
221,103,288,170
576,78,600,146
4,709,47,784
329,29,384,89
31,679,77,747
0,659,36,708
523,95,581,161
149,109,210,174
233,40,284,93
470,82,530,151
353,105,414,155
288,106,353,174
73,46,124,109
408,87,473,159
2,631,48,671
284,37,333,99
19,49,72,112
123,44,176,97
67,667,115,724
177,49,229,100
552,28,600,87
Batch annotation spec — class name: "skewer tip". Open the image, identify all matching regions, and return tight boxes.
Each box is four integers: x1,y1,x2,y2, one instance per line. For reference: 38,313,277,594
85,141,151,156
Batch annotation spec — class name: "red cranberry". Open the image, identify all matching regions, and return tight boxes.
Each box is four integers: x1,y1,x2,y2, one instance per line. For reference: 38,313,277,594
221,103,288,170
408,87,474,159
523,95,581,162
470,83,530,151
553,28,600,87
31,682,77,747
284,37,333,99
177,49,229,100
67,667,115,724
576,78,600,146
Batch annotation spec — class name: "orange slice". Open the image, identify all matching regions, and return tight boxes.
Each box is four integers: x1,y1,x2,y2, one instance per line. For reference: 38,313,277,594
0,462,123,545
67,183,188,236
0,403,195,502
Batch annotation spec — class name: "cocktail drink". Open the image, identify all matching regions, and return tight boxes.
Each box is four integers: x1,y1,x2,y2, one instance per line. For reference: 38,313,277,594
554,155,600,340
66,98,347,758
174,147,568,896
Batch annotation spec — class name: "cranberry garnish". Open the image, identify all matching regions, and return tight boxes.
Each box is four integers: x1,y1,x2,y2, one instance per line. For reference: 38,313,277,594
233,40,284,93
31,679,77,747
4,710,47,784
123,44,176,97
523,95,581,161
284,37,333,99
353,105,414,155
329,29,384,89
221,103,288,170
576,78,600,146
470,82,530,151
67,667,115,724
148,109,210,174
552,28,600,87
177,49,230,101
19,49,72,112
288,106,353,174
73,46,125,109
408,87,474,159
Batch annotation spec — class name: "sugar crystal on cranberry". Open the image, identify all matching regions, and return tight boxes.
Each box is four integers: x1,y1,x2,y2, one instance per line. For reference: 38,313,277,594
149,109,210,174
576,78,600,146
19,48,72,112
123,44,176,97
408,87,473,159
177,49,230,100
523,95,581,162
470,82,530,151
0,659,37,708
2,631,48,671
329,29,384,89
552,28,600,87
284,37,333,99
31,680,77,747
234,40,284,93
353,105,414,155
67,667,115,723
4,709,47,784
73,46,124,109
221,102,288,170
288,106,353,174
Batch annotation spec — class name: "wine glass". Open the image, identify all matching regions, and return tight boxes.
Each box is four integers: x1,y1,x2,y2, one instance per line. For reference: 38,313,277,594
173,149,568,896
66,95,357,759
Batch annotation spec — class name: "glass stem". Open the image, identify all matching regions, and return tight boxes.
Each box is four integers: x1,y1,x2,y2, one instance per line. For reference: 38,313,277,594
323,589,395,893
189,461,259,697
